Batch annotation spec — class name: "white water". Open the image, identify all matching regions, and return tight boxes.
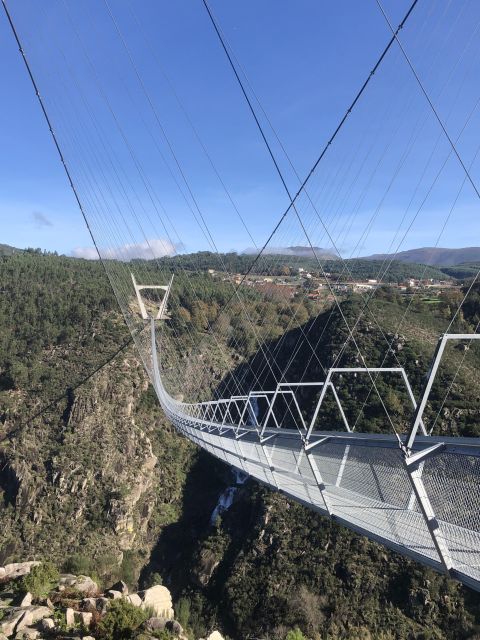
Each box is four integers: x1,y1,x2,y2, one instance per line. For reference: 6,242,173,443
210,396,253,525
210,468,248,525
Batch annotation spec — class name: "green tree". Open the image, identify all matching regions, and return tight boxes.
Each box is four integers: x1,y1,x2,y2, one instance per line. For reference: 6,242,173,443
286,628,307,640
16,562,59,598
97,599,148,640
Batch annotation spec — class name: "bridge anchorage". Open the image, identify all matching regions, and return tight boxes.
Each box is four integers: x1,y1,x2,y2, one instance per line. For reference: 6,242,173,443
134,278,480,593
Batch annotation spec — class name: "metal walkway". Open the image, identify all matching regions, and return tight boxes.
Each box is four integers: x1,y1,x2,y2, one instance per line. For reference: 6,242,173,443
147,311,480,592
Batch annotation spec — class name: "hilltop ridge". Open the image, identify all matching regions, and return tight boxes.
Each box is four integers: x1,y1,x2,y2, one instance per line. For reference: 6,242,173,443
362,246,480,266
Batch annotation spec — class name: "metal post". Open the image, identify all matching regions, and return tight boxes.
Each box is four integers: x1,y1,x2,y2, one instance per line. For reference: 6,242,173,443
261,384,280,437
306,373,331,440
406,334,480,450
305,447,333,516
328,383,351,432
404,456,453,573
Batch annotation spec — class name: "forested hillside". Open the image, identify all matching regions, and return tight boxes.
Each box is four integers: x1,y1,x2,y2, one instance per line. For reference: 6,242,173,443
1,251,480,640
156,251,451,282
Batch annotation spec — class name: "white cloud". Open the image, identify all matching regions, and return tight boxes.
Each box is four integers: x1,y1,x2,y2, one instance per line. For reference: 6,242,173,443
72,246,98,260
72,238,178,261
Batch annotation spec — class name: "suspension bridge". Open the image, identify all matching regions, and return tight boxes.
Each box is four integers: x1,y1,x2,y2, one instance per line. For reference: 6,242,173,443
3,0,480,593
140,279,480,593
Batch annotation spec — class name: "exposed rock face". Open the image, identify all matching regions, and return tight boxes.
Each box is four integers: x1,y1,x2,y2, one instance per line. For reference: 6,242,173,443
17,593,31,608
0,564,200,640
65,607,75,628
141,585,174,619
125,593,142,607
0,563,40,581
194,548,221,587
74,610,92,627
144,616,167,631
15,606,52,632
0,348,194,582
73,575,98,594
40,618,55,631
0,610,25,637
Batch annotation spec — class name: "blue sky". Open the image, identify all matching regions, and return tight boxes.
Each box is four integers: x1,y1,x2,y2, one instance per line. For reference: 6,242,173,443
1,0,479,259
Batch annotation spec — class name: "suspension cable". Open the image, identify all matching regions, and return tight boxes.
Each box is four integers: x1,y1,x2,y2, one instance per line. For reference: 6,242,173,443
375,0,480,202
205,0,419,302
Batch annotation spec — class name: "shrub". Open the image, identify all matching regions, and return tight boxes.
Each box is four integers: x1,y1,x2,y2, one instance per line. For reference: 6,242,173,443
63,553,92,576
285,629,307,640
175,596,191,630
135,632,175,640
96,599,148,640
144,572,163,589
121,550,139,587
16,562,59,598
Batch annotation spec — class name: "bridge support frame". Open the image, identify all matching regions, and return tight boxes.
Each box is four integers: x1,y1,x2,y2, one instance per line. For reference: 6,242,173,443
406,333,480,450
305,367,426,441
404,452,454,574
304,442,334,516
132,273,173,320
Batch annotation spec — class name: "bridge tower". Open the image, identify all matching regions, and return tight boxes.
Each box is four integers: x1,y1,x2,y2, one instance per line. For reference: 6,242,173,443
131,273,173,320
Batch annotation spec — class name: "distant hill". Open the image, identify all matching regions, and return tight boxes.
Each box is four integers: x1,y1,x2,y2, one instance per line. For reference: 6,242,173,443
158,251,450,282
243,245,339,260
362,247,480,266
0,243,22,256
439,262,480,279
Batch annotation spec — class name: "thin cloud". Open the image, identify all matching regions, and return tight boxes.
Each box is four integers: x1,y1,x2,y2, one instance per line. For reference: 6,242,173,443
32,211,53,228
72,238,179,261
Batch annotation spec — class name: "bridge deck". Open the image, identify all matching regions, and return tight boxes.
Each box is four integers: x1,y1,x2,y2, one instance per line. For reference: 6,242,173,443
169,414,480,591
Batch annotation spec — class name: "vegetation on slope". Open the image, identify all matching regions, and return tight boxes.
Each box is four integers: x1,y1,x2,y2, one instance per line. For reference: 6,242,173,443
0,251,480,640
156,251,451,282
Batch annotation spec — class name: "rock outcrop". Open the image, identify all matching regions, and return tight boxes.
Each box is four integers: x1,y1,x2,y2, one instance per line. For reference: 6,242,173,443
0,564,40,581
141,584,174,619
0,562,201,639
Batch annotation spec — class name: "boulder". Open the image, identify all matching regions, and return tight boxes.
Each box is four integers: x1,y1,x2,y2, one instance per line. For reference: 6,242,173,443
82,637,96,640
65,607,75,628
105,590,122,600
74,576,98,594
144,617,167,631
81,598,97,611
125,593,142,607
0,563,40,581
0,596,14,608
14,628,40,639
15,607,52,633
94,597,109,614
74,611,92,628
18,594,32,608
141,585,174,619
58,574,77,587
1,610,26,637
207,632,225,640
40,618,55,631
166,619,184,636
109,580,128,595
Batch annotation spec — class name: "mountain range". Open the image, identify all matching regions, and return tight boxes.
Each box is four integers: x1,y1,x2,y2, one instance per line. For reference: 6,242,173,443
3,242,480,268
242,245,480,267
361,246,480,266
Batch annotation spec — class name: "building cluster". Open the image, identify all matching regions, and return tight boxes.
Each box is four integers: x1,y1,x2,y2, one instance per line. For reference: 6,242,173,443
206,267,456,301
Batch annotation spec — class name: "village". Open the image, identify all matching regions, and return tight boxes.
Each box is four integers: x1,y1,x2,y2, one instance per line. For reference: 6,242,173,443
206,265,457,302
